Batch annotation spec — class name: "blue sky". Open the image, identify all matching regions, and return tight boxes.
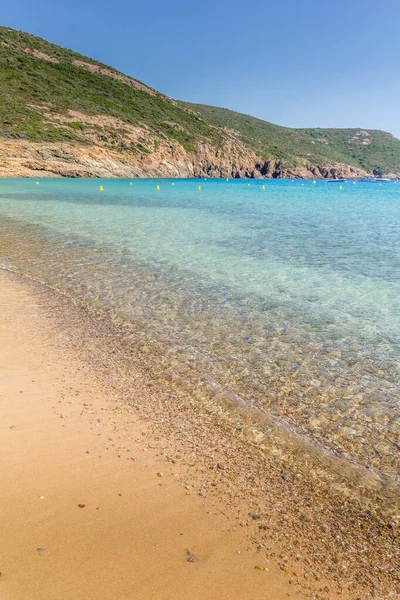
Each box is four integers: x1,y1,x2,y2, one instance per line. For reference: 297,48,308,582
3,0,400,137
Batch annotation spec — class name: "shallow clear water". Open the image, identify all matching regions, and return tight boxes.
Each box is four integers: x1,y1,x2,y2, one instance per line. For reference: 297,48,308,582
0,178,399,484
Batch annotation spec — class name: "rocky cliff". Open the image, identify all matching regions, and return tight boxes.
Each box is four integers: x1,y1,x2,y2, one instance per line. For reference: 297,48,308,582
0,139,370,180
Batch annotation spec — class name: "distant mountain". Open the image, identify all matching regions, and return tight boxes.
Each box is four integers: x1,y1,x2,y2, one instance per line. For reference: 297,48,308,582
1,26,399,179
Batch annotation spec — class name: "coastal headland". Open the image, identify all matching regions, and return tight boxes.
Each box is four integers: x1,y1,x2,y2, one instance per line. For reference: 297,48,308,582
1,26,400,180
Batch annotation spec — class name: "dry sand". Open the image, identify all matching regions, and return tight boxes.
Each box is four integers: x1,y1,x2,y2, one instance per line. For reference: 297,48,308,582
0,270,300,599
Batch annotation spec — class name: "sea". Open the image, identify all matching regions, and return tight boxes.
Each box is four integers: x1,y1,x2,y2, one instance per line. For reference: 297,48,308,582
0,177,399,493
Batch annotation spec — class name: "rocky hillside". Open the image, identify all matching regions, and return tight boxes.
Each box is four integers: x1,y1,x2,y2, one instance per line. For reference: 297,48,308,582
1,26,399,179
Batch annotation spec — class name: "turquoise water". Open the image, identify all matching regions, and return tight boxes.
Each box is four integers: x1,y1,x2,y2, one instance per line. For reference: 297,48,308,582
0,178,399,485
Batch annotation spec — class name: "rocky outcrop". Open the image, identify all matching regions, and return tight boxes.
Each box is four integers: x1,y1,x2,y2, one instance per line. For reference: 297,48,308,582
0,139,380,180
0,105,390,180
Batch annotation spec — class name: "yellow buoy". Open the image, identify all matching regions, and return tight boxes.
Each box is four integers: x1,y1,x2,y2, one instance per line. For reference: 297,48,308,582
35,181,39,185
198,185,202,190
312,180,316,184
156,185,160,190
339,185,343,190
129,182,133,186
226,178,229,182
261,185,265,190
204,178,207,181
99,185,103,191
172,182,175,186
301,183,304,186
247,183,251,187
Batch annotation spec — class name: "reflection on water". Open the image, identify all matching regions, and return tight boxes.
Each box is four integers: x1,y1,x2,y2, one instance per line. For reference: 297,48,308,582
0,178,399,490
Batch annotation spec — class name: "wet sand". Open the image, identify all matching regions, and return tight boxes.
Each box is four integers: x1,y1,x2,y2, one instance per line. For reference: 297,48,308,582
0,269,398,600
0,270,301,599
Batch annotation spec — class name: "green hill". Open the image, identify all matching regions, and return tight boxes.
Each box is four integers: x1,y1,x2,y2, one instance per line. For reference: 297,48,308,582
0,26,222,152
0,25,399,178
182,103,400,176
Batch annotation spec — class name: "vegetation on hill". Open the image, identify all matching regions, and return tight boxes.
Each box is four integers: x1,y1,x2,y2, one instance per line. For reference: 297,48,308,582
1,25,399,176
0,26,222,153
183,103,400,175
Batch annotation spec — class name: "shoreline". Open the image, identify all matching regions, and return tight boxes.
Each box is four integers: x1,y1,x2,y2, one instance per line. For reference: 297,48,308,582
0,172,398,181
0,269,295,600
0,202,398,495
0,268,399,599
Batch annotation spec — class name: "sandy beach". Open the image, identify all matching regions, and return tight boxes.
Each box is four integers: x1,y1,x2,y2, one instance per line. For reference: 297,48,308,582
0,269,398,600
0,269,303,599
